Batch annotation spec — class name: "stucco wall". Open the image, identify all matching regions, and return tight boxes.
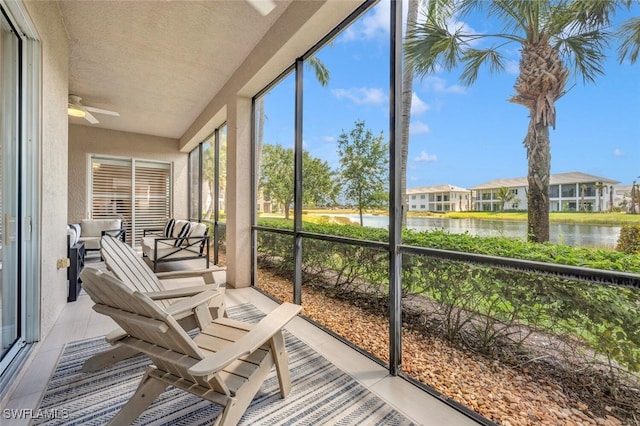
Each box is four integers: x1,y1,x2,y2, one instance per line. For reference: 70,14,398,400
68,125,188,223
24,0,70,337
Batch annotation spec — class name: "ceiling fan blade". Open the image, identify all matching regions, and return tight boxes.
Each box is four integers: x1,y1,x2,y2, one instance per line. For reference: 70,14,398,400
85,106,120,116
247,0,276,16
84,111,99,124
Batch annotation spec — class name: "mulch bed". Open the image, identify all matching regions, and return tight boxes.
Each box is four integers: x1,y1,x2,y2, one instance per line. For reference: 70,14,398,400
256,268,639,426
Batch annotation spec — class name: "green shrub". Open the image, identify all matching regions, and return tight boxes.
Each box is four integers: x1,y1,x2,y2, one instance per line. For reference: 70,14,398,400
616,224,640,254
256,218,640,374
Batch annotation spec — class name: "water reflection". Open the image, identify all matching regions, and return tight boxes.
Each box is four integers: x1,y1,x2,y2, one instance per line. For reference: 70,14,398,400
325,214,620,249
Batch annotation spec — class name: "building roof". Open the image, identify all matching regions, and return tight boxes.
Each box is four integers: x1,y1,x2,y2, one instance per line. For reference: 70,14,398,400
407,184,469,194
471,172,620,190
614,185,633,193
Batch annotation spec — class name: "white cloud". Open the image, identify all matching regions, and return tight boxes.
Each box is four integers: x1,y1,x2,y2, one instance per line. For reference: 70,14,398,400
410,176,419,181
613,148,624,157
423,76,466,94
411,92,430,115
415,151,438,162
410,121,430,135
340,2,389,42
323,136,336,143
332,87,386,105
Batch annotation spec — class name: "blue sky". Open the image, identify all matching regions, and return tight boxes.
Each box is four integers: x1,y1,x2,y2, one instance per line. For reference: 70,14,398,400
261,1,640,190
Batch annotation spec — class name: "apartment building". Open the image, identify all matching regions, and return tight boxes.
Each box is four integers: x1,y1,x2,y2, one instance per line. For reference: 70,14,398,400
407,185,472,212
471,171,619,212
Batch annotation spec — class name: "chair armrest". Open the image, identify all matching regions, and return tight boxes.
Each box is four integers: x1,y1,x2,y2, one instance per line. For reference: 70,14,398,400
156,266,226,285
104,327,127,344
144,285,217,300
189,303,302,376
163,289,221,317
143,228,164,237
101,228,126,241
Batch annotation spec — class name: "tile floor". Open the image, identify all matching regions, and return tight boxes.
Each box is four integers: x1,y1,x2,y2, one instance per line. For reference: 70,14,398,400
2,260,478,426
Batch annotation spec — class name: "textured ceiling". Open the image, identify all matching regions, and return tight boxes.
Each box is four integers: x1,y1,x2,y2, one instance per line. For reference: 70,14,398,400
59,0,291,139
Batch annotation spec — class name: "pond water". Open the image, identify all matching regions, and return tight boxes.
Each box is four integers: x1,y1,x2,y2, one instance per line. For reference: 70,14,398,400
324,214,621,249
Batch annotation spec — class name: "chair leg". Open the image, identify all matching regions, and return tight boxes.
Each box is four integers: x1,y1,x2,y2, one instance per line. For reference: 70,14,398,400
109,368,167,425
82,344,140,373
214,355,275,426
270,331,292,398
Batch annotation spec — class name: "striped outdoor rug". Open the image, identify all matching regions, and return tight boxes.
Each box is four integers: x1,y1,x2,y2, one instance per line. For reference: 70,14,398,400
34,303,414,425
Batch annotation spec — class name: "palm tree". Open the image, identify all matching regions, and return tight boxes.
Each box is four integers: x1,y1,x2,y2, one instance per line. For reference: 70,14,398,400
405,0,624,242
400,0,420,226
594,181,607,212
494,186,515,211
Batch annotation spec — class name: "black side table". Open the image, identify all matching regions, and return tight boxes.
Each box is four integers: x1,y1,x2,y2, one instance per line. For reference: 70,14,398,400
68,241,85,302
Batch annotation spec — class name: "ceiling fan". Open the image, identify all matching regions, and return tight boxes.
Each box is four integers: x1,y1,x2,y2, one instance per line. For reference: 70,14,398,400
67,95,120,124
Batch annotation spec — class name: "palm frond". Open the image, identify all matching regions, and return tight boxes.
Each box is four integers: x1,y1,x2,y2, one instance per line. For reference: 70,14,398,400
490,0,546,39
420,0,456,22
306,56,330,87
559,0,617,33
460,48,506,85
555,30,608,83
405,17,463,76
617,17,640,64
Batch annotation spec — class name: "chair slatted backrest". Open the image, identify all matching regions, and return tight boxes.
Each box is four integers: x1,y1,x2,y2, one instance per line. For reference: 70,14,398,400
100,235,171,308
81,268,205,362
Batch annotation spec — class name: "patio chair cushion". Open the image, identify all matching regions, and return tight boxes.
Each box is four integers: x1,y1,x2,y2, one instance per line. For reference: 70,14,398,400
141,219,210,271
171,220,188,237
188,222,207,238
67,224,80,247
81,218,122,237
163,218,175,237
72,218,124,251
174,221,191,246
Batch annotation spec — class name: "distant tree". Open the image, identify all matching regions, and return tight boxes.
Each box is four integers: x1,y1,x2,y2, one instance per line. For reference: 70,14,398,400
594,181,607,212
405,0,626,242
202,145,216,220
580,184,587,212
337,120,389,226
259,144,336,220
494,187,515,211
609,185,614,212
202,137,227,220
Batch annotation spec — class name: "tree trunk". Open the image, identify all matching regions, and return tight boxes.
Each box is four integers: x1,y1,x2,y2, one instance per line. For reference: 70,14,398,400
609,186,613,212
526,121,551,243
204,182,215,220
400,0,419,227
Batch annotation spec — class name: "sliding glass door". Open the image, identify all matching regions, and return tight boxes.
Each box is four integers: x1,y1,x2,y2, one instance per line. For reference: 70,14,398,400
90,156,172,247
0,10,23,372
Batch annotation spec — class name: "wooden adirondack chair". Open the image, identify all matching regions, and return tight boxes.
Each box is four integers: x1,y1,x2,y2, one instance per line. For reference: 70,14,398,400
80,267,302,426
81,235,226,372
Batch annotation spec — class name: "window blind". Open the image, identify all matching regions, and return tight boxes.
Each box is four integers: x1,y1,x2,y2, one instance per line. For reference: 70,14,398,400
90,156,171,246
